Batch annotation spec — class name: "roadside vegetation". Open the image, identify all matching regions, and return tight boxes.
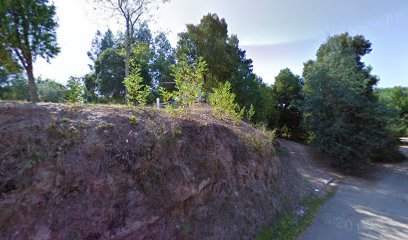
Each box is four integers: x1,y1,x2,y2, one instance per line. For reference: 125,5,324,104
255,189,337,240
2,4,405,171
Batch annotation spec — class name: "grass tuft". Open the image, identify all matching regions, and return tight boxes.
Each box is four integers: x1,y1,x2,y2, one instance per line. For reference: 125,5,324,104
255,189,337,240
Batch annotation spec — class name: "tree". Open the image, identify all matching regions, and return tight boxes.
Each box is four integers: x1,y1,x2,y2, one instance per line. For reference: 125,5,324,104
0,0,60,103
0,75,29,100
123,65,151,106
94,48,126,102
93,0,169,79
84,23,166,103
128,23,154,86
151,32,175,90
170,55,207,108
87,29,116,67
273,68,305,140
376,87,408,136
66,76,84,103
209,81,243,121
177,13,237,91
303,33,402,170
177,13,269,123
37,78,67,102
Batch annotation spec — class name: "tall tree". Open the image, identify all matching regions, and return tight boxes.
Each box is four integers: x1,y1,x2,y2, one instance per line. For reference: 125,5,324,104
37,77,67,103
94,48,126,102
0,0,60,103
151,32,175,90
177,13,237,91
177,13,271,123
93,0,169,79
273,68,304,140
87,29,116,66
303,33,401,170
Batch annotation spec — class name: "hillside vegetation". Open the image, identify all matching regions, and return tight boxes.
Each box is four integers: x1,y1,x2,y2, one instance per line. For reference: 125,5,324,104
0,102,312,239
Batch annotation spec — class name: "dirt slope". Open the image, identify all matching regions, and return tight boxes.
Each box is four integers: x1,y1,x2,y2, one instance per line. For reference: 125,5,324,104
0,102,312,240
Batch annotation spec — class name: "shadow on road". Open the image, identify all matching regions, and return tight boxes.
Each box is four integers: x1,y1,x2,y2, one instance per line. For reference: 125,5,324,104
299,146,408,240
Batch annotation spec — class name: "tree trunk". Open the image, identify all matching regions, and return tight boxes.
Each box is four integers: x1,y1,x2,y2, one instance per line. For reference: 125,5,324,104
27,61,38,104
125,41,130,78
125,20,131,79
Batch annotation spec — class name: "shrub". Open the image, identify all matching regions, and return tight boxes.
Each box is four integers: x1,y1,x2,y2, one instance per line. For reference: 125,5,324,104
123,66,152,106
66,76,84,103
170,55,207,109
209,81,244,121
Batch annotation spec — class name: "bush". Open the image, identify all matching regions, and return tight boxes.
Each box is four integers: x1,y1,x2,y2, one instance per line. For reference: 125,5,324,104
123,66,151,106
209,81,244,121
66,77,84,103
170,55,207,109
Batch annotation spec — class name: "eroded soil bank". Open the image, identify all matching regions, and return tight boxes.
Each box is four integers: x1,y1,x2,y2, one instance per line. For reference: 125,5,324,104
0,102,312,240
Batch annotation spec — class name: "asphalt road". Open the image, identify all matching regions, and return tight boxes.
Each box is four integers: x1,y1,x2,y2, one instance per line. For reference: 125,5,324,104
299,146,408,240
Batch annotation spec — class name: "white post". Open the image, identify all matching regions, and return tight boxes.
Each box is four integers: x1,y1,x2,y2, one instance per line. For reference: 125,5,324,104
156,98,160,108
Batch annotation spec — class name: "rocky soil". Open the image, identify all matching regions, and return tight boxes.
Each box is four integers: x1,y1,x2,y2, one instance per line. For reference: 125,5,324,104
0,102,313,240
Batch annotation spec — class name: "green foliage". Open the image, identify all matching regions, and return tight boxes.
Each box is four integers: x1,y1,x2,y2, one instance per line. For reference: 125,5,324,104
174,129,183,138
84,24,175,104
129,115,138,125
158,86,173,103
0,75,30,100
177,13,233,91
37,78,67,102
209,81,243,121
247,104,256,122
0,0,60,103
177,13,273,124
62,118,71,123
123,66,152,106
87,29,116,64
95,48,126,102
273,68,305,141
66,77,84,103
170,55,207,108
255,192,335,240
376,87,408,137
152,32,176,90
303,33,401,170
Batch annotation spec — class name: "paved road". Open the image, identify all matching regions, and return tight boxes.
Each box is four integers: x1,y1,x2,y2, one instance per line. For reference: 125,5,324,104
300,146,408,240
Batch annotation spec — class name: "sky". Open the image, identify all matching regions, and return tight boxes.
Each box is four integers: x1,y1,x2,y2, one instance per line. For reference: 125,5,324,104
35,0,408,87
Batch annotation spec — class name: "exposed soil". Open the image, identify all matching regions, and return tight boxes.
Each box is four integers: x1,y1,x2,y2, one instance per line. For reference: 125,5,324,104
0,102,316,240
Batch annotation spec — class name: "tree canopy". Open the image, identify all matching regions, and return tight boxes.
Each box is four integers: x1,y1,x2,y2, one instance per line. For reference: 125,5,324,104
303,33,402,170
273,68,304,140
0,0,60,103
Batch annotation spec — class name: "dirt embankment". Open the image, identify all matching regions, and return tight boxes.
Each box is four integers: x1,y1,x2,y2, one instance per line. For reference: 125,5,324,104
0,102,311,240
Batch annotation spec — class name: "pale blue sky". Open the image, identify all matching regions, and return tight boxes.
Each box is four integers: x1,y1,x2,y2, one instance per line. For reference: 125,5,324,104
35,0,408,87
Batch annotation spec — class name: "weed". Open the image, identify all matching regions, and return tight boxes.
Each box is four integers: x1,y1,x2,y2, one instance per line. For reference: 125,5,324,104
96,122,115,131
174,129,183,138
129,115,137,125
254,123,276,140
250,136,263,154
47,122,66,138
62,118,71,123
27,153,40,166
254,189,337,240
